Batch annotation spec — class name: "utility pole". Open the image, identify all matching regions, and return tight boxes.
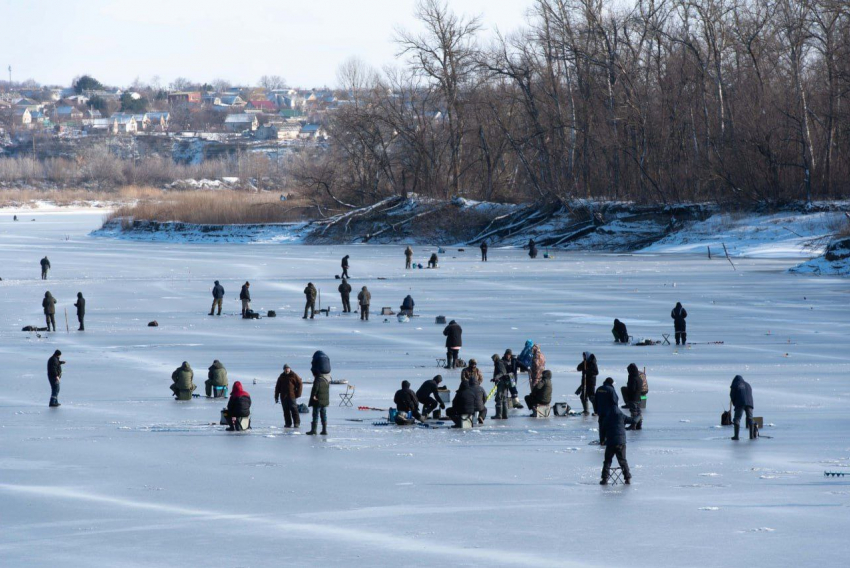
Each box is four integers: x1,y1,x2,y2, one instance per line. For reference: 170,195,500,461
7,65,11,86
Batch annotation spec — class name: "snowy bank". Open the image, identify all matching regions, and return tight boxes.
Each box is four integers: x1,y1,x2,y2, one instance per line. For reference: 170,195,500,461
790,237,850,276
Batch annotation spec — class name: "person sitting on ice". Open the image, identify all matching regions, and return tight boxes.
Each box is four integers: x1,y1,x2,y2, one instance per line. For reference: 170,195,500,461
525,370,553,416
399,295,415,316
225,381,252,431
393,380,423,424
170,361,196,399
205,359,228,397
428,253,438,268
446,380,476,428
612,319,629,343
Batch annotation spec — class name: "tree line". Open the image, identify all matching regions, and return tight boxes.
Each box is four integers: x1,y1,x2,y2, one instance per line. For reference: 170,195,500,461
302,0,850,208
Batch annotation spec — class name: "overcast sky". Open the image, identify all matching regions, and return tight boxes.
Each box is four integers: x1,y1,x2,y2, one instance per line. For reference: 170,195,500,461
0,0,531,89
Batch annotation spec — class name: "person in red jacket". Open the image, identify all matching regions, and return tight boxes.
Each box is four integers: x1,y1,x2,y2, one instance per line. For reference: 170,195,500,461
226,381,252,431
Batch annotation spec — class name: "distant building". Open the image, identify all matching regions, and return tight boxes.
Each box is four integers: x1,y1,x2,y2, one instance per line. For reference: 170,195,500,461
247,99,277,112
298,123,326,140
53,106,84,122
168,91,202,105
224,113,258,132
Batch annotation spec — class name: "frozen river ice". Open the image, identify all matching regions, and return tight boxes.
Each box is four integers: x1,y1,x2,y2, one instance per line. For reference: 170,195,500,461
1,208,849,567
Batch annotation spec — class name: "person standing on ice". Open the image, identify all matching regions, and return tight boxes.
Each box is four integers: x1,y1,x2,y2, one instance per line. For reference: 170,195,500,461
671,302,688,345
307,351,331,435
500,349,524,409
209,280,224,316
275,364,303,429
600,405,635,485
443,320,463,369
341,255,350,279
491,354,512,419
428,252,438,268
338,278,352,313
357,286,371,321
74,292,86,331
404,246,413,269
528,239,538,259
460,358,483,386
612,319,629,343
593,378,619,445
622,363,643,430
40,256,51,280
480,240,488,261
239,282,251,317
529,344,546,388
730,375,755,440
303,282,317,319
416,375,446,417
576,352,598,415
42,291,57,332
47,349,64,407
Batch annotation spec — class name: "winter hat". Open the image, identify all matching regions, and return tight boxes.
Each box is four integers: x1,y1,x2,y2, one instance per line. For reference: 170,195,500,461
53,349,62,356
284,364,291,370
402,380,410,389
77,292,83,297
449,320,456,325
433,375,442,383
492,354,500,361
525,340,533,348
604,377,614,386
542,370,552,380
583,351,590,359
504,349,512,356
214,280,219,285
469,359,477,366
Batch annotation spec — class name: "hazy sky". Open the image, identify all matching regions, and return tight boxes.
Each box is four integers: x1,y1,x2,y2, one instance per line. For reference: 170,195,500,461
1,0,531,89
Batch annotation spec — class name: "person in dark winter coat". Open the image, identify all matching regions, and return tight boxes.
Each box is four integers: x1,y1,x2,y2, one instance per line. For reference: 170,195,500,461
460,359,483,386
671,302,688,345
240,282,251,317
593,378,619,444
730,375,754,440
170,361,196,398
447,381,476,427
428,253,438,268
303,282,317,319
40,256,51,280
469,378,487,424
357,286,371,320
205,359,228,397
47,349,64,407
501,349,524,409
338,278,352,313
480,241,488,261
341,255,350,278
400,295,415,316
528,239,538,259
210,281,225,316
74,292,86,331
576,352,598,415
394,380,423,422
621,363,643,429
516,340,533,372
492,354,512,419
225,381,252,431
405,246,413,269
275,364,303,428
42,291,57,332
525,370,553,415
443,320,463,369
416,375,446,416
612,319,629,343
600,406,635,484
307,351,331,435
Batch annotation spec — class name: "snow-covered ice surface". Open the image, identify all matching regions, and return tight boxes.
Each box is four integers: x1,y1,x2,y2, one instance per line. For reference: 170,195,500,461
2,209,850,567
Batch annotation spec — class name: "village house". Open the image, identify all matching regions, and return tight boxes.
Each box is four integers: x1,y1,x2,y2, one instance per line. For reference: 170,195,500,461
53,106,84,122
247,99,277,113
12,107,33,127
109,113,138,134
224,113,258,132
168,91,202,106
298,123,326,140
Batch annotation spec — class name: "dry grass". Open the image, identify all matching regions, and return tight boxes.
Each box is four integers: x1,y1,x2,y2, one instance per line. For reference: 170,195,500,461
108,191,316,226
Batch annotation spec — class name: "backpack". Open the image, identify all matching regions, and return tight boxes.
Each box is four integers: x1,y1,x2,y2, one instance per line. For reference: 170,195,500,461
721,410,732,426
243,310,259,320
553,402,571,416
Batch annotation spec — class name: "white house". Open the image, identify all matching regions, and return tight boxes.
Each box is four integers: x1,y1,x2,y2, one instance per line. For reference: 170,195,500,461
224,113,258,132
